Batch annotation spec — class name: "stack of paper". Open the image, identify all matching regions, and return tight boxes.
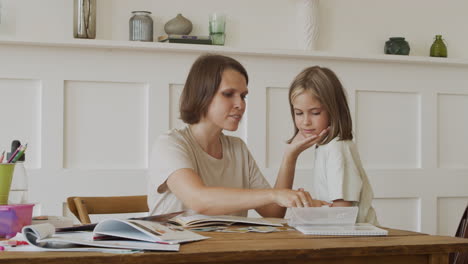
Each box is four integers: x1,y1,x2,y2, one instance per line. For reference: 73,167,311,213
288,207,388,236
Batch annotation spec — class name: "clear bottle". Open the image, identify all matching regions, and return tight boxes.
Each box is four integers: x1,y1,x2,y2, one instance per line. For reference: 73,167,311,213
129,11,154,42
6,140,28,204
8,161,28,204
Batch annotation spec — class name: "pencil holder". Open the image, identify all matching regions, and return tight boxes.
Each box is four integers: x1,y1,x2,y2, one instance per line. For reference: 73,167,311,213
0,164,15,205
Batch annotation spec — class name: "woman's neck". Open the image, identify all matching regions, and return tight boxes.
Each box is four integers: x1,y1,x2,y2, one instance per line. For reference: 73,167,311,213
189,123,223,159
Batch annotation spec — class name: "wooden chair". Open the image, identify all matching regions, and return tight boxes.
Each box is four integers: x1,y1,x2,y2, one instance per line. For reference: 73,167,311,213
67,195,149,224
450,203,468,264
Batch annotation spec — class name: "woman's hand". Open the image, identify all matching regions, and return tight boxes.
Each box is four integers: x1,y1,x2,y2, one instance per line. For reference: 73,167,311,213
285,127,329,157
272,188,329,208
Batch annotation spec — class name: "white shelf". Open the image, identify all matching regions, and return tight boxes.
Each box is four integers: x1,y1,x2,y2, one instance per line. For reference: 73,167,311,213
1,37,467,67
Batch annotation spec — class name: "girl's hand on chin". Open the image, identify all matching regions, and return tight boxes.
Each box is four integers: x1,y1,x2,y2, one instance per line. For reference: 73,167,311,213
286,127,329,156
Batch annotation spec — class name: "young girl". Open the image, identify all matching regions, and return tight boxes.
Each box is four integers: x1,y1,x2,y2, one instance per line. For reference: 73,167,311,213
288,66,378,224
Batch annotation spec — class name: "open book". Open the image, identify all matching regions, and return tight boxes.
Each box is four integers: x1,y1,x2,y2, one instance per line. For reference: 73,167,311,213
169,214,284,228
93,218,208,244
22,218,208,252
288,207,388,236
22,223,179,252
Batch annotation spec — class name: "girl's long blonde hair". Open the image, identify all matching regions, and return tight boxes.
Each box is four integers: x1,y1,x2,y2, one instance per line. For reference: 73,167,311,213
288,66,353,144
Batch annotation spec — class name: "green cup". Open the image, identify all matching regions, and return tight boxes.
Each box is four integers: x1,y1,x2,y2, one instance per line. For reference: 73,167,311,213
0,164,15,205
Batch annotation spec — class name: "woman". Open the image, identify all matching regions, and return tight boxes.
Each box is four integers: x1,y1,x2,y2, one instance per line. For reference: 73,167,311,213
147,54,328,217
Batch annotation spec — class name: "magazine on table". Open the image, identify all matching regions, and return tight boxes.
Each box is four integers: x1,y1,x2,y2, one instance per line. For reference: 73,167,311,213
21,223,180,252
93,218,208,244
21,217,209,251
56,211,184,232
169,214,284,228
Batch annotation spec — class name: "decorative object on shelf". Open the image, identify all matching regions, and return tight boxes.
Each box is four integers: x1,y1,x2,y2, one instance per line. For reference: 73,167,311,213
384,37,410,55
73,0,96,39
209,13,225,46
0,0,3,24
158,34,212,45
296,0,319,50
164,14,193,35
129,11,154,42
430,35,447,57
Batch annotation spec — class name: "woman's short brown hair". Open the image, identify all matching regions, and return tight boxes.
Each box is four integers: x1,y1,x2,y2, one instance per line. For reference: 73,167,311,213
288,66,353,144
180,54,249,124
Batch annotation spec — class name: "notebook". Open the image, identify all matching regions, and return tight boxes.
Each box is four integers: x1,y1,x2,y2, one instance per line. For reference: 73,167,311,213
294,223,388,236
288,207,388,236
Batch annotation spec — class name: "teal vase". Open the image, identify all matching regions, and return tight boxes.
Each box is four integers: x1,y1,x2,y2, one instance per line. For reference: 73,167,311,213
384,37,410,55
430,35,447,57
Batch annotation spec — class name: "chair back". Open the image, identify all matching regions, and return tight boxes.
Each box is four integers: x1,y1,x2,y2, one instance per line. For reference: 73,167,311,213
450,203,468,264
67,195,149,224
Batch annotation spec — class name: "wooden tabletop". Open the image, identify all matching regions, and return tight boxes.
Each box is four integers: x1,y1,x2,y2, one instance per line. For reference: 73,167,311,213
1,228,468,264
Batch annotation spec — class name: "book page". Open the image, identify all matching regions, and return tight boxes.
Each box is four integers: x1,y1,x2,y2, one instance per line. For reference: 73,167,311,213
93,219,209,244
288,207,358,226
173,214,283,227
22,223,55,241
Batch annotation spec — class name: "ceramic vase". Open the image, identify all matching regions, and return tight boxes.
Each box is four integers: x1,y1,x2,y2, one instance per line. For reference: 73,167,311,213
430,35,447,57
296,0,319,50
73,0,96,39
164,14,193,35
384,37,410,55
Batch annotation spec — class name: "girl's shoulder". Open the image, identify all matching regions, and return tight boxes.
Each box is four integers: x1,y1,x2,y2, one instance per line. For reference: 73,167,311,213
322,137,357,153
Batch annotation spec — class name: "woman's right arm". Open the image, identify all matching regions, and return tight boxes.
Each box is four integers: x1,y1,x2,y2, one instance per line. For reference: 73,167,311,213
166,168,316,216
255,129,330,217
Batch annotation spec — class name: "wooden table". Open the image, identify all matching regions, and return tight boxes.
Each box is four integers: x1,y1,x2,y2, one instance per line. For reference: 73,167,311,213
1,228,468,264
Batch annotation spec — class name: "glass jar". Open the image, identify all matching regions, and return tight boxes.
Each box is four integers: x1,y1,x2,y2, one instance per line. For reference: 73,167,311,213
129,11,153,42
8,161,28,204
430,35,447,57
73,0,96,39
209,13,226,45
384,37,410,55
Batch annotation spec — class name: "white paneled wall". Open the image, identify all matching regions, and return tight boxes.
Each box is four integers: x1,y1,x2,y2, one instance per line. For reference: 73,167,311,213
0,79,41,168
0,40,467,235
356,91,421,169
438,93,468,169
64,81,149,169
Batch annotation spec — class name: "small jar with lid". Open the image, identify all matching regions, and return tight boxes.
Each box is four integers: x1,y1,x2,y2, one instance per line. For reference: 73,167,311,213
384,37,410,55
129,11,154,42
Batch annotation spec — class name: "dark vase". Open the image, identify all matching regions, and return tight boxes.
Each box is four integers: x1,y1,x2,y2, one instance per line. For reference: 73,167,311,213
384,37,410,55
430,35,447,57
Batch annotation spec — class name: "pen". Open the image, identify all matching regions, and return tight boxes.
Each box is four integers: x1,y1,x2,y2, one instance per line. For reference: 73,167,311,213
0,150,4,163
0,240,28,246
11,144,27,163
6,145,22,163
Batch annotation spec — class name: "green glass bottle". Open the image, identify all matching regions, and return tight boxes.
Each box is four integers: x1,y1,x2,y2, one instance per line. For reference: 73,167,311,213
430,35,447,57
